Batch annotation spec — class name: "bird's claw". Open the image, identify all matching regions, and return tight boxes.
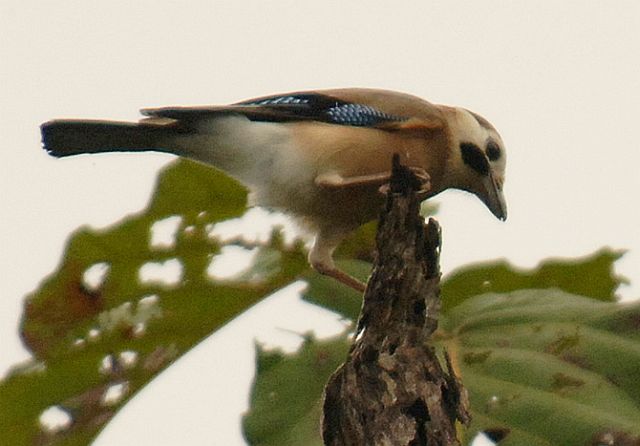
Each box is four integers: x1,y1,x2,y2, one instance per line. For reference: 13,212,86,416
408,166,430,184
378,183,391,196
378,167,431,198
409,167,431,198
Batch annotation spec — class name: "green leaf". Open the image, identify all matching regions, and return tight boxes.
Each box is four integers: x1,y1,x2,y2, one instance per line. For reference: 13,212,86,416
334,221,378,263
243,335,350,446
305,234,625,324
441,289,640,445
245,289,640,446
441,248,627,312
0,160,309,446
332,201,437,264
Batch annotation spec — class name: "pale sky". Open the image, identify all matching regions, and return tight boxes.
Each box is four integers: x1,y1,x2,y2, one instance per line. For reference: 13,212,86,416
1,1,639,444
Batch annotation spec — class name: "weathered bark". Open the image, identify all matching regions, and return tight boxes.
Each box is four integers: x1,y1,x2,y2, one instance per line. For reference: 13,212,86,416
322,156,470,446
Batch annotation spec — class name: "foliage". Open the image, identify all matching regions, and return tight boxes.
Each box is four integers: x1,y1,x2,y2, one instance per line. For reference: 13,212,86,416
0,160,308,445
243,336,350,446
2,159,638,446
246,253,639,446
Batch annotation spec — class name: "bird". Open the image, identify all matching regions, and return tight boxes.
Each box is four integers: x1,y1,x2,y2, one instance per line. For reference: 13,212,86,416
41,88,507,292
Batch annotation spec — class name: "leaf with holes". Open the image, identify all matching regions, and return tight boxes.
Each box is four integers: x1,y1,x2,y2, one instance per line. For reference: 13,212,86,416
245,255,640,446
0,159,310,446
302,249,628,322
441,248,627,311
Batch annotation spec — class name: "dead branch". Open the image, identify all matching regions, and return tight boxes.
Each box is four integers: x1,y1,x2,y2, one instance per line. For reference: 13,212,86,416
322,155,470,446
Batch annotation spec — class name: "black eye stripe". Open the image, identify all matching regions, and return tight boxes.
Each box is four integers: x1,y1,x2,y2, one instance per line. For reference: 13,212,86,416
486,141,501,161
460,142,490,176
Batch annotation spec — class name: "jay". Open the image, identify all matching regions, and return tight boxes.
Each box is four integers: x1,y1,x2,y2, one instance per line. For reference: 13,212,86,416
41,88,507,292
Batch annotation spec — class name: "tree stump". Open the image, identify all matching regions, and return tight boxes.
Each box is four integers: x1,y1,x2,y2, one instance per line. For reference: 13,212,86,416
322,156,470,446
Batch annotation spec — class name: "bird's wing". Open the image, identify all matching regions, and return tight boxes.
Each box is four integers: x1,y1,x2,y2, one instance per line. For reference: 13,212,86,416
140,89,444,131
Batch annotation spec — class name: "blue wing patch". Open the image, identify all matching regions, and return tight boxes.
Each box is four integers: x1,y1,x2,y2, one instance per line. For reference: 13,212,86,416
239,93,407,127
325,103,405,126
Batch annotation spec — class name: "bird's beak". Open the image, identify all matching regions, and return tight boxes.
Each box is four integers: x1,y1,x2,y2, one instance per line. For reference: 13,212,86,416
481,172,507,221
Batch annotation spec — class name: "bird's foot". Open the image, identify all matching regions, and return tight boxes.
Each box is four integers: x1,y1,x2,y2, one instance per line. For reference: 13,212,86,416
378,167,431,198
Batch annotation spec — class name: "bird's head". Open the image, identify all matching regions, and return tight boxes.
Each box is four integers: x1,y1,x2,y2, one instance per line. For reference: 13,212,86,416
441,107,507,221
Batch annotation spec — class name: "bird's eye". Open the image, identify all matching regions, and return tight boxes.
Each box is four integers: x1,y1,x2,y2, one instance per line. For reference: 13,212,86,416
486,141,501,161
460,142,489,176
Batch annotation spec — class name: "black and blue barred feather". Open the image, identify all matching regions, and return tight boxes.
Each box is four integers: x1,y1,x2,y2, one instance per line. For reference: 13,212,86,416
239,93,408,127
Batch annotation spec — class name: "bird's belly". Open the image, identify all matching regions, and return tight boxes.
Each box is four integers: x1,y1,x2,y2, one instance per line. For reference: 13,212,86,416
252,178,383,234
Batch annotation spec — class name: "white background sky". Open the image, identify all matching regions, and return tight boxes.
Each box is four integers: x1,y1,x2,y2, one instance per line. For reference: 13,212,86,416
1,1,639,444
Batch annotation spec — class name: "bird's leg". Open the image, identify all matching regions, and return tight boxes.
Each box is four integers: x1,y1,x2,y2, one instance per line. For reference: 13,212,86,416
315,171,392,188
313,262,367,293
316,168,430,195
308,229,367,293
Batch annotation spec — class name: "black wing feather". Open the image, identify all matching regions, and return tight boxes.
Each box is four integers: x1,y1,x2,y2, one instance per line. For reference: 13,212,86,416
142,93,408,128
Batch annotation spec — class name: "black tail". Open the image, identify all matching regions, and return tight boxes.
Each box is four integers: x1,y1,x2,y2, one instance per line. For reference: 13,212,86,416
41,120,175,158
